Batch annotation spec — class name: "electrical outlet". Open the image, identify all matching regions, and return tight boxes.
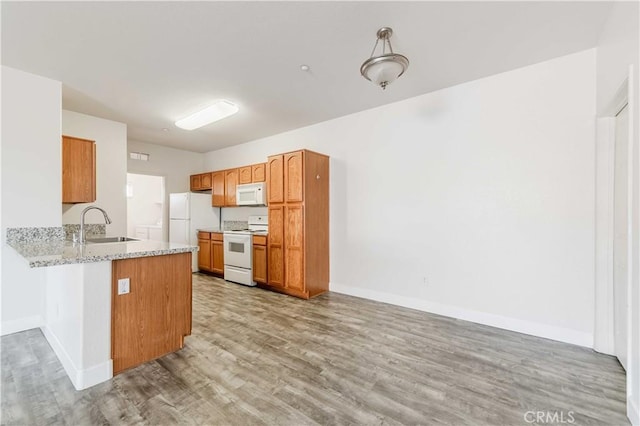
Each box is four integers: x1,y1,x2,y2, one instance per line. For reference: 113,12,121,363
423,276,428,286
117,278,130,295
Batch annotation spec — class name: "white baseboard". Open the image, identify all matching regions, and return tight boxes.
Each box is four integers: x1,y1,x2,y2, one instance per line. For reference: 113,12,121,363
40,325,112,390
330,283,593,348
629,395,640,426
1,315,43,336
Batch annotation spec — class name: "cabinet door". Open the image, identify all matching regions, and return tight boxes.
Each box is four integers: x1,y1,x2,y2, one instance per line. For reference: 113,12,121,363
238,166,252,184
211,240,224,274
198,238,211,271
253,245,267,284
267,155,284,204
225,169,238,206
200,173,212,189
111,253,192,374
284,205,304,291
252,163,266,182
212,171,225,207
62,135,96,203
190,174,201,191
284,151,304,203
267,206,284,288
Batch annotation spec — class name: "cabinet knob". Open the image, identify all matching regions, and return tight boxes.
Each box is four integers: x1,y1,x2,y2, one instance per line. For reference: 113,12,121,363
316,175,320,180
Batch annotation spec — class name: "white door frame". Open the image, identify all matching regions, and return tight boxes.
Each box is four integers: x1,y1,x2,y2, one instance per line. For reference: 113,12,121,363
593,65,636,423
594,74,631,355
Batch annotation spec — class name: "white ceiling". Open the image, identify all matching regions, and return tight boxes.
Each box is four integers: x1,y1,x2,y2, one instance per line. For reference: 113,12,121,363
2,1,611,153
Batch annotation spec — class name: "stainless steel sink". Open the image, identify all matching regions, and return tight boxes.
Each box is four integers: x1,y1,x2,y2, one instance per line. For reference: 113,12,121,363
85,236,139,244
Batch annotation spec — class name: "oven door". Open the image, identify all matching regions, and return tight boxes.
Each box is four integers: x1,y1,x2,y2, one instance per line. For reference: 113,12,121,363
223,233,252,268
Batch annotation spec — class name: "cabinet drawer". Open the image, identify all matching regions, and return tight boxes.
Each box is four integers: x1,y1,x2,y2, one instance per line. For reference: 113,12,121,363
253,235,267,246
211,232,224,242
197,231,211,240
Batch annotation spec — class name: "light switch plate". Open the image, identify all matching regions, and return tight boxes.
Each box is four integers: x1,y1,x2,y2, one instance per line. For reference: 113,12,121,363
117,278,130,295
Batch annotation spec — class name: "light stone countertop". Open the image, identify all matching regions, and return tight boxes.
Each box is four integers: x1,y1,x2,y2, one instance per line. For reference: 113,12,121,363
196,228,223,233
7,239,198,268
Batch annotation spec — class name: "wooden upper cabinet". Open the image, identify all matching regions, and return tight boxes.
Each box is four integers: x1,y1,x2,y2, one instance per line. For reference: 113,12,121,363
62,135,96,204
190,173,212,191
225,169,238,206
212,171,225,207
252,163,266,182
284,151,304,203
238,166,252,184
267,155,284,204
201,173,212,189
190,175,201,191
239,163,266,184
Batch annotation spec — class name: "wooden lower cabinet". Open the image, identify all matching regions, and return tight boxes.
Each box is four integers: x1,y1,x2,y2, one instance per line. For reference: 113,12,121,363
211,234,224,275
284,205,304,292
197,232,224,276
198,234,212,271
111,252,192,374
266,206,284,289
253,235,267,284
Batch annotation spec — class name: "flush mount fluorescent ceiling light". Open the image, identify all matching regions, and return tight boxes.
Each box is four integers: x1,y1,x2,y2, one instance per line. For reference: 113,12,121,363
175,100,239,130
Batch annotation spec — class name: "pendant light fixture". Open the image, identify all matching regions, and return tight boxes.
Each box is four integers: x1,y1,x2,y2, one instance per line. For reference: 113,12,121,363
360,27,409,90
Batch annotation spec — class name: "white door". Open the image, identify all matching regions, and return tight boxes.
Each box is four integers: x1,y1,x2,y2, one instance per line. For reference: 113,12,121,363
170,193,190,220
613,103,629,370
170,219,190,245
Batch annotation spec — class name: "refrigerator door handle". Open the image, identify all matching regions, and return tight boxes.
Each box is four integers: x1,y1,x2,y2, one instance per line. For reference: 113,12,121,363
185,225,190,245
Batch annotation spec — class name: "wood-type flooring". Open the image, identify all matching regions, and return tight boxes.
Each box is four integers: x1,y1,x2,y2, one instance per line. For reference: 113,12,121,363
1,274,629,425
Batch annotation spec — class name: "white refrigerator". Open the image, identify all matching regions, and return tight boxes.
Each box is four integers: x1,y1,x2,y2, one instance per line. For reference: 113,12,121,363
169,192,220,272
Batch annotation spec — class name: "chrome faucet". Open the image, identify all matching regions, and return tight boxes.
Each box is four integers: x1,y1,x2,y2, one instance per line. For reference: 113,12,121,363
79,206,112,244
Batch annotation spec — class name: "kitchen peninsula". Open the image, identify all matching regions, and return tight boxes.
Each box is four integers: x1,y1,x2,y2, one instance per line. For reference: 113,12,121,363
6,227,197,390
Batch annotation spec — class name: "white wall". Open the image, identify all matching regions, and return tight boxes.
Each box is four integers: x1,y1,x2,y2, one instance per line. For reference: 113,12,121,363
127,140,204,241
1,66,61,334
595,3,640,424
204,49,597,347
126,173,164,237
43,262,112,390
221,207,267,224
62,110,127,236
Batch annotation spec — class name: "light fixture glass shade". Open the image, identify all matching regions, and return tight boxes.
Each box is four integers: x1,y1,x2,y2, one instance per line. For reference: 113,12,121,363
175,100,239,130
360,54,409,89
360,27,409,90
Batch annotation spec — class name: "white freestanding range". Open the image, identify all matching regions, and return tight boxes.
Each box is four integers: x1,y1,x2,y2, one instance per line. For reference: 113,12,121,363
224,215,268,286
169,192,220,271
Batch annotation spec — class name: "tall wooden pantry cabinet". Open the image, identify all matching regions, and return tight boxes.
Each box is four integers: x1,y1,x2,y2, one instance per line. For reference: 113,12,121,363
263,150,329,299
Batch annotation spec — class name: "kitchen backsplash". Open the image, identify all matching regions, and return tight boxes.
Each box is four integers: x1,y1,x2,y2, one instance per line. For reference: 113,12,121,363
223,221,248,231
63,224,106,240
6,227,65,244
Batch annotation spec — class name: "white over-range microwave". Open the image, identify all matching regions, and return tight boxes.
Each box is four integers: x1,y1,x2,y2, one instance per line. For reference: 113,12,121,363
236,182,266,206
